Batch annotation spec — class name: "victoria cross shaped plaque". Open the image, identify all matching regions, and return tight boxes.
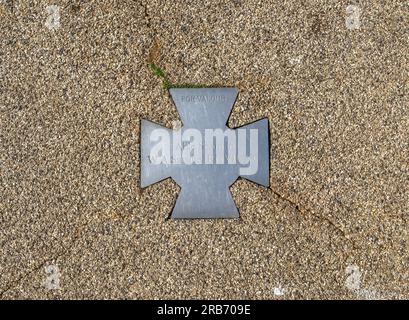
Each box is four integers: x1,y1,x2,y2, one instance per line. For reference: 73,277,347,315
141,88,269,219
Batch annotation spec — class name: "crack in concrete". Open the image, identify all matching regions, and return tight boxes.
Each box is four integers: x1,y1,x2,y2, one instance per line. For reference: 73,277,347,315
0,250,66,298
0,221,88,298
268,186,359,250
140,0,151,29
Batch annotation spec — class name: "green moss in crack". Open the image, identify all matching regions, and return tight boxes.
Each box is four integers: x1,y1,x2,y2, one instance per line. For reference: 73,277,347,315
148,62,207,89
148,62,170,89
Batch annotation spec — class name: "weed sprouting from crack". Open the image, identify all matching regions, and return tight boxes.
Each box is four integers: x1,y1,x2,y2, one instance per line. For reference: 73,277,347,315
149,62,169,88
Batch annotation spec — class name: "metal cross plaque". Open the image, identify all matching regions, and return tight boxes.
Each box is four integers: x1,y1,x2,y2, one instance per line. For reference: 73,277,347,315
141,88,269,219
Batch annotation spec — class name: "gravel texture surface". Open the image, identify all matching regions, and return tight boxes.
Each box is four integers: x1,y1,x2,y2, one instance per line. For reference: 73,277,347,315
0,0,408,299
